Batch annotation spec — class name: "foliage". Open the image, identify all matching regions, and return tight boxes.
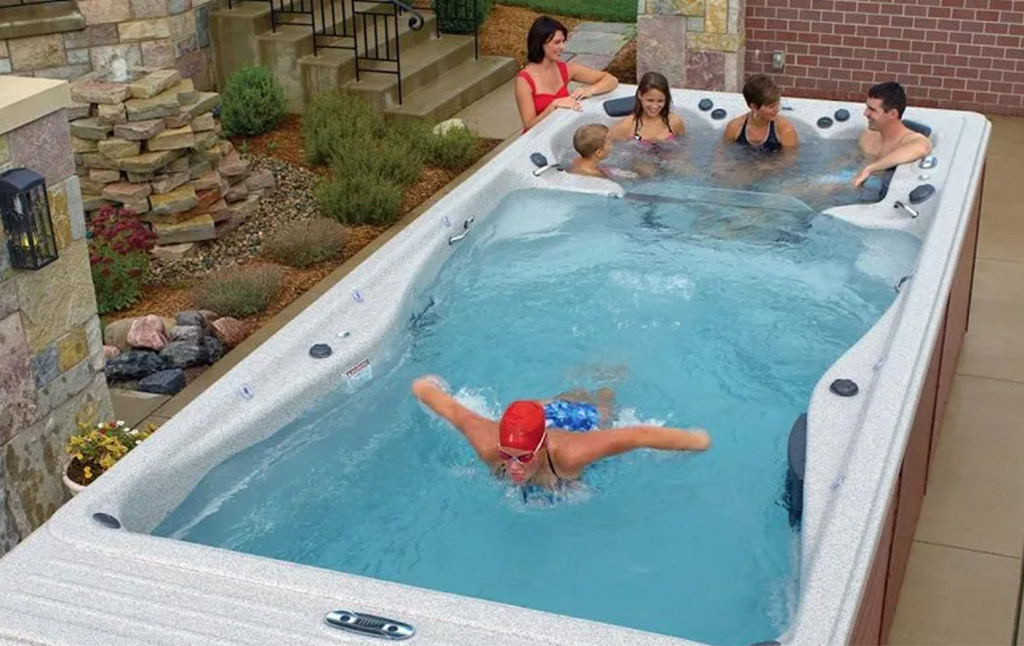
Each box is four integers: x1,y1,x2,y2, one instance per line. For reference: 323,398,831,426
423,122,478,170
87,205,158,315
498,0,635,21
192,266,283,318
65,418,155,485
332,134,424,187
433,0,493,33
302,90,384,165
263,219,348,268
220,66,287,137
316,171,403,226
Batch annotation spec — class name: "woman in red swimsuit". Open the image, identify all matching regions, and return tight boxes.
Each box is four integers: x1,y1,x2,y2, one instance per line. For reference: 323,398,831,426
514,16,619,132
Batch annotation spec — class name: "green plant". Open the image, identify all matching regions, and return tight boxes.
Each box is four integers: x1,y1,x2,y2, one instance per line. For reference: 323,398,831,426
264,219,348,268
88,204,158,315
65,418,155,486
220,65,287,137
433,0,493,33
267,139,279,151
316,170,403,225
192,265,283,318
423,122,478,170
239,139,250,155
499,0,635,21
302,90,383,165
332,134,424,187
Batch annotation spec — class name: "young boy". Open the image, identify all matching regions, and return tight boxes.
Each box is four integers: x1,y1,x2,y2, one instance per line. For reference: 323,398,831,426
570,123,613,177
570,123,637,179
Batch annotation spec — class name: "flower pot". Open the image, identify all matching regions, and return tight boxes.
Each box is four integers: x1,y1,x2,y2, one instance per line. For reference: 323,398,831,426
62,462,87,497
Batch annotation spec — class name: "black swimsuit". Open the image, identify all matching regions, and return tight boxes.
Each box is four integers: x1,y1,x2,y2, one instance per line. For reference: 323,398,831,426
737,116,782,152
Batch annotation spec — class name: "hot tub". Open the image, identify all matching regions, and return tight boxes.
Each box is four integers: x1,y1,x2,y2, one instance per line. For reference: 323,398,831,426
0,87,989,646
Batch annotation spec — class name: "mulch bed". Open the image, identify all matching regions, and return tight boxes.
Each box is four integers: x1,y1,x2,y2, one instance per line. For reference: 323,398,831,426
480,5,582,69
606,38,637,85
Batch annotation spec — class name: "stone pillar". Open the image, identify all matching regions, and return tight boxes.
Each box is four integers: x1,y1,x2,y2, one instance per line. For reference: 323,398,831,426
0,77,113,556
637,0,745,92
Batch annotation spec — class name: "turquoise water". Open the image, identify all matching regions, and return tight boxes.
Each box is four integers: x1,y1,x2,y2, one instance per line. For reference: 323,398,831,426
155,188,920,644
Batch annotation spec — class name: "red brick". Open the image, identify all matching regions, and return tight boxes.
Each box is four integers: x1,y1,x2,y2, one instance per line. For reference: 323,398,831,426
954,66,980,79
886,61,910,74
980,68,1003,81
935,42,958,54
927,7,952,19
926,30,951,42
997,35,1022,48
976,10,1000,22
942,77,967,89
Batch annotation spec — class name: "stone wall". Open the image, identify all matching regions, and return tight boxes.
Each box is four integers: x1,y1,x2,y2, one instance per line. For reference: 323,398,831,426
638,0,745,92
0,77,113,556
0,0,216,91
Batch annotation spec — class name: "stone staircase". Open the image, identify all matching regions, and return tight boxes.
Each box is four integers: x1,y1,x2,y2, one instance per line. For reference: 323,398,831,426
210,0,516,123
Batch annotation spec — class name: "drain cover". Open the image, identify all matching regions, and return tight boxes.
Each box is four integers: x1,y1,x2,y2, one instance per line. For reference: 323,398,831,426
711,108,727,120
909,183,936,204
834,108,850,122
817,116,834,128
698,98,714,111
92,513,122,529
309,344,332,359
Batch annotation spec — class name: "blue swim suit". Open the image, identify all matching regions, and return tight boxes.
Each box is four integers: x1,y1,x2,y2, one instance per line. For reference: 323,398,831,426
543,400,600,432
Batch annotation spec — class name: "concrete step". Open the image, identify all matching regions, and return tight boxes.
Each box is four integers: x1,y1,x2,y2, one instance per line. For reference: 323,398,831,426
343,34,476,109
256,24,316,112
210,1,273,89
276,0,437,53
299,47,356,104
384,55,517,124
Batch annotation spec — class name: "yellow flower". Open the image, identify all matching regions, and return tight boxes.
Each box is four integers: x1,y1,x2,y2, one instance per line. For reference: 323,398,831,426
83,466,93,481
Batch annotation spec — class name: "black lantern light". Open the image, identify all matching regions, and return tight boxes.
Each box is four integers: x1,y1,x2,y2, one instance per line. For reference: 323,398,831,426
0,168,58,270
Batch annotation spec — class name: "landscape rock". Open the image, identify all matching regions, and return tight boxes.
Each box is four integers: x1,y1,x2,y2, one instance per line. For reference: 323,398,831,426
168,324,203,343
102,318,137,351
163,111,192,129
211,317,247,348
147,125,195,152
151,172,190,194
201,336,224,363
96,103,127,126
149,185,198,215
114,118,166,141
126,314,168,350
102,182,152,203
191,112,215,132
244,169,275,192
129,69,180,100
103,345,121,360
125,89,181,121
159,340,208,368
150,242,195,261
118,150,182,174
72,136,98,153
104,349,166,381
98,138,141,159
151,214,216,244
137,368,186,395
176,310,209,330
71,80,130,105
70,118,112,140
89,169,121,183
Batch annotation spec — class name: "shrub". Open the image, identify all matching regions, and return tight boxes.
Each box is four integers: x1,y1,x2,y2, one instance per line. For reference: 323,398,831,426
332,135,424,187
66,418,155,486
192,266,283,318
433,0,492,33
264,219,348,268
220,66,287,137
423,122,478,170
316,171,403,226
88,205,158,315
302,90,383,165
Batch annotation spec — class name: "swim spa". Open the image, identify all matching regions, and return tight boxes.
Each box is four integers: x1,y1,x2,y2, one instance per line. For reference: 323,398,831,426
0,88,989,646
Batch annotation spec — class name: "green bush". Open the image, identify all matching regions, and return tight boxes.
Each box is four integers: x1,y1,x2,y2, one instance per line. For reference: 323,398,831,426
263,219,348,268
316,171,403,226
423,122,478,170
302,90,383,165
433,0,492,33
192,266,283,318
88,205,158,315
332,135,424,187
220,66,287,137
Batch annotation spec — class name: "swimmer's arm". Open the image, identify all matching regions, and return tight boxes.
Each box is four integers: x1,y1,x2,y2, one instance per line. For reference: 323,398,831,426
562,426,711,470
777,117,799,148
515,76,575,131
412,377,497,460
853,134,932,186
609,116,634,141
567,63,618,99
669,112,686,137
722,115,744,142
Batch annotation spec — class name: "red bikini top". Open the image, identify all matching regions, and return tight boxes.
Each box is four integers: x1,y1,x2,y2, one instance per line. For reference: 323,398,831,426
519,61,570,116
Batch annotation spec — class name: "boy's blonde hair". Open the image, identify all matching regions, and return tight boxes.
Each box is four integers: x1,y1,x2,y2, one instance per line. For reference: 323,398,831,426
573,124,610,158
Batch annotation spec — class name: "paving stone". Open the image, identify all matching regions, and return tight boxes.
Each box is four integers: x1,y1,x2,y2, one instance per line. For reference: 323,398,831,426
151,171,190,194
69,117,111,140
151,214,215,244
187,91,220,118
124,89,180,121
102,181,151,203
121,198,150,215
78,153,120,170
146,125,195,151
96,102,127,126
574,22,635,34
88,169,121,183
163,111,191,128
148,184,197,215
117,150,181,173
190,112,215,132
113,118,165,141
189,169,220,191
70,80,129,105
125,170,158,183
564,29,631,56
567,54,615,70
98,138,141,159
128,69,179,99
67,102,92,120
71,136,98,153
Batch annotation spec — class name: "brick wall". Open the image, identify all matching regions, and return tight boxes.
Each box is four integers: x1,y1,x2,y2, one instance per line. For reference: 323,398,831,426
745,0,1024,116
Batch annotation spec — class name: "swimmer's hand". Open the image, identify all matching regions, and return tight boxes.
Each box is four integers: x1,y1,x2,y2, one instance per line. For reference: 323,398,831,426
676,428,711,451
604,167,639,180
552,96,582,111
412,375,449,397
852,165,875,187
570,87,593,101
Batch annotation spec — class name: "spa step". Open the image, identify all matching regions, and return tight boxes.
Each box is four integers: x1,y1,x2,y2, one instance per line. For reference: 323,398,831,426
383,55,517,124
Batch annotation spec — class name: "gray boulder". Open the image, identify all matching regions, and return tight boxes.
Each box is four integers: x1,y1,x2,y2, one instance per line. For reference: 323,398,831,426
138,368,186,395
159,341,209,369
169,324,203,344
201,336,224,363
176,309,209,330
104,350,166,381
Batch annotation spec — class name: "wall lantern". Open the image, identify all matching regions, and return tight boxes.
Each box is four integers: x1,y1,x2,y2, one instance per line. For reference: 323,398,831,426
0,168,58,271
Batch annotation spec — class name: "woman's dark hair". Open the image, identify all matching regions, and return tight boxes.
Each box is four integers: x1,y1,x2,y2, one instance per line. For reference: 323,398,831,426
527,16,568,64
632,71,673,129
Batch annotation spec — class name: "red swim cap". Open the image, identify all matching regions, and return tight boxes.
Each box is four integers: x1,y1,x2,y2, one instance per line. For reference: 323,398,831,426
499,401,546,451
